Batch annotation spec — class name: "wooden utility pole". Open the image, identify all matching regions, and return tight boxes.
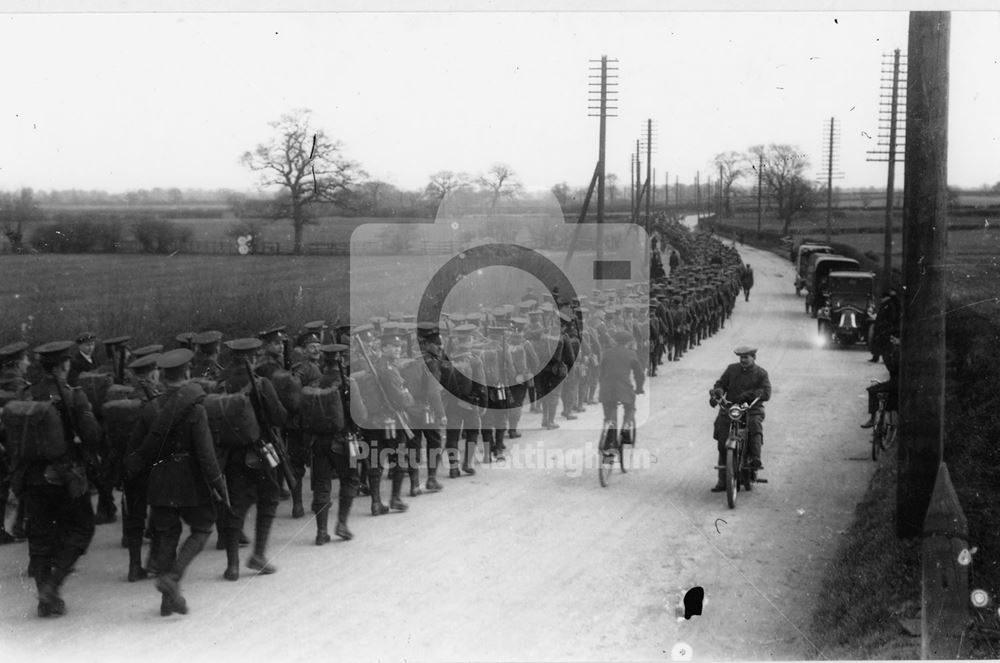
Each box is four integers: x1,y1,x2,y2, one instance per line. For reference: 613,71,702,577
565,55,616,268
645,119,652,232
897,12,949,539
664,171,669,209
868,49,907,290
718,164,724,219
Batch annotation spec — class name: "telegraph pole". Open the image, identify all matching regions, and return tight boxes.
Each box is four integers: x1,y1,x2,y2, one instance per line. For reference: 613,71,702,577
566,55,617,268
645,119,653,233
867,48,907,289
695,171,700,220
818,117,843,243
897,12,949,539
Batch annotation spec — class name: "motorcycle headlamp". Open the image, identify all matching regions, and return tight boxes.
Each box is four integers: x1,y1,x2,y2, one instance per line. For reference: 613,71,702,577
728,405,743,421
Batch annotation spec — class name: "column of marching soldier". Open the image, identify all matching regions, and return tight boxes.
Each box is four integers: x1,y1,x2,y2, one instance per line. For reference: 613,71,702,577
0,227,746,618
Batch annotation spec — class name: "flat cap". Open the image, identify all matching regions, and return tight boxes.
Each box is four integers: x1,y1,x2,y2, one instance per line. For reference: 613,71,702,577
224,338,263,354
157,348,194,369
734,345,757,356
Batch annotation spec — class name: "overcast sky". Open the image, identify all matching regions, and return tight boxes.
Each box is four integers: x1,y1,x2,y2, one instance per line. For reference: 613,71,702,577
1,8,998,195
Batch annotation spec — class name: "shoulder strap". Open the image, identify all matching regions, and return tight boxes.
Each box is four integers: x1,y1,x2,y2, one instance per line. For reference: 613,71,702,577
144,383,206,464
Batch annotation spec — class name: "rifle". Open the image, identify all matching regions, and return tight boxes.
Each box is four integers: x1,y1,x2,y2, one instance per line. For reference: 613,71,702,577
352,335,414,440
281,337,292,372
498,330,509,404
52,373,87,457
243,359,297,489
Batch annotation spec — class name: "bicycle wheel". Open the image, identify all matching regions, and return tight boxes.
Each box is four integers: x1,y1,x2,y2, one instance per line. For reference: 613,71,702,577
725,447,737,509
619,417,635,473
599,423,616,488
871,412,884,461
883,421,897,450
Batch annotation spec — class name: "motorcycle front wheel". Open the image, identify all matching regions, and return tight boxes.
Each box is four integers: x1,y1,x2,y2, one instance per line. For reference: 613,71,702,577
726,448,738,509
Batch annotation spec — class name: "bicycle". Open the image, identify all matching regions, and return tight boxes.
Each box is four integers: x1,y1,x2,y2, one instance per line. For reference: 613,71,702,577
871,390,897,461
715,396,767,509
598,402,636,488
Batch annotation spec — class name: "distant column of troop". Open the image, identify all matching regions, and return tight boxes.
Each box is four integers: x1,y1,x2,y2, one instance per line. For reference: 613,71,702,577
0,222,746,618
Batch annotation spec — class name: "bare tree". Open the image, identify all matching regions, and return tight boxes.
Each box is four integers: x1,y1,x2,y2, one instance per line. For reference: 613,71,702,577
424,171,470,202
748,143,814,235
477,163,524,215
551,182,571,207
241,109,365,254
0,188,43,253
606,173,619,203
712,151,745,216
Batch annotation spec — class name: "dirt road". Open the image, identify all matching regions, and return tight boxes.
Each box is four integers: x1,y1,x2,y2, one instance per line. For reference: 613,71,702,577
0,244,891,662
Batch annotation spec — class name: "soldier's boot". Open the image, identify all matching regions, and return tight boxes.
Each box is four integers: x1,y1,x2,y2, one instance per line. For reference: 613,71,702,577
389,470,409,512
425,448,443,491
494,429,507,461
223,528,241,581
291,480,305,519
145,529,162,576
34,564,60,618
95,486,117,525
38,547,78,617
357,458,371,496
370,470,389,515
481,431,493,464
127,542,149,582
408,467,423,497
155,573,187,616
461,440,477,475
315,506,331,546
247,515,277,574
334,495,354,541
214,512,227,549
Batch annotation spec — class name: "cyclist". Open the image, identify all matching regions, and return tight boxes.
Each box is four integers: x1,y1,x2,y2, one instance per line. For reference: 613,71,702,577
709,345,771,492
861,332,900,428
598,330,645,455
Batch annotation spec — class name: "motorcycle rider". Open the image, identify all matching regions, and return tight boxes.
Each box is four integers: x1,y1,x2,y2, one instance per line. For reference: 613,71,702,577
709,345,771,492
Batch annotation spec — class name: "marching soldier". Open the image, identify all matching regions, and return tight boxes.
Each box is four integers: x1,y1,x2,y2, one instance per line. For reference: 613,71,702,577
216,338,287,581
506,317,538,439
0,341,32,544
310,344,362,544
286,331,322,518
68,332,98,387
9,341,103,617
406,322,447,492
371,328,414,511
124,348,229,616
190,331,223,380
118,351,163,582
442,324,486,475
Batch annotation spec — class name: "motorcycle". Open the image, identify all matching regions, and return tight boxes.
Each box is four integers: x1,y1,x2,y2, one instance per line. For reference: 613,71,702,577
713,395,767,509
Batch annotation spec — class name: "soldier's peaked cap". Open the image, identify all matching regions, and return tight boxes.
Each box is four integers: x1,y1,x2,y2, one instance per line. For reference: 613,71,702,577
192,330,223,345
127,353,160,371
511,316,528,326
75,331,97,344
132,344,164,358
380,332,405,346
453,323,478,335
157,348,194,369
103,335,131,348
34,340,76,360
225,338,263,354
175,331,196,345
304,320,327,330
0,341,29,362
259,326,286,341
297,332,321,347
319,343,349,355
